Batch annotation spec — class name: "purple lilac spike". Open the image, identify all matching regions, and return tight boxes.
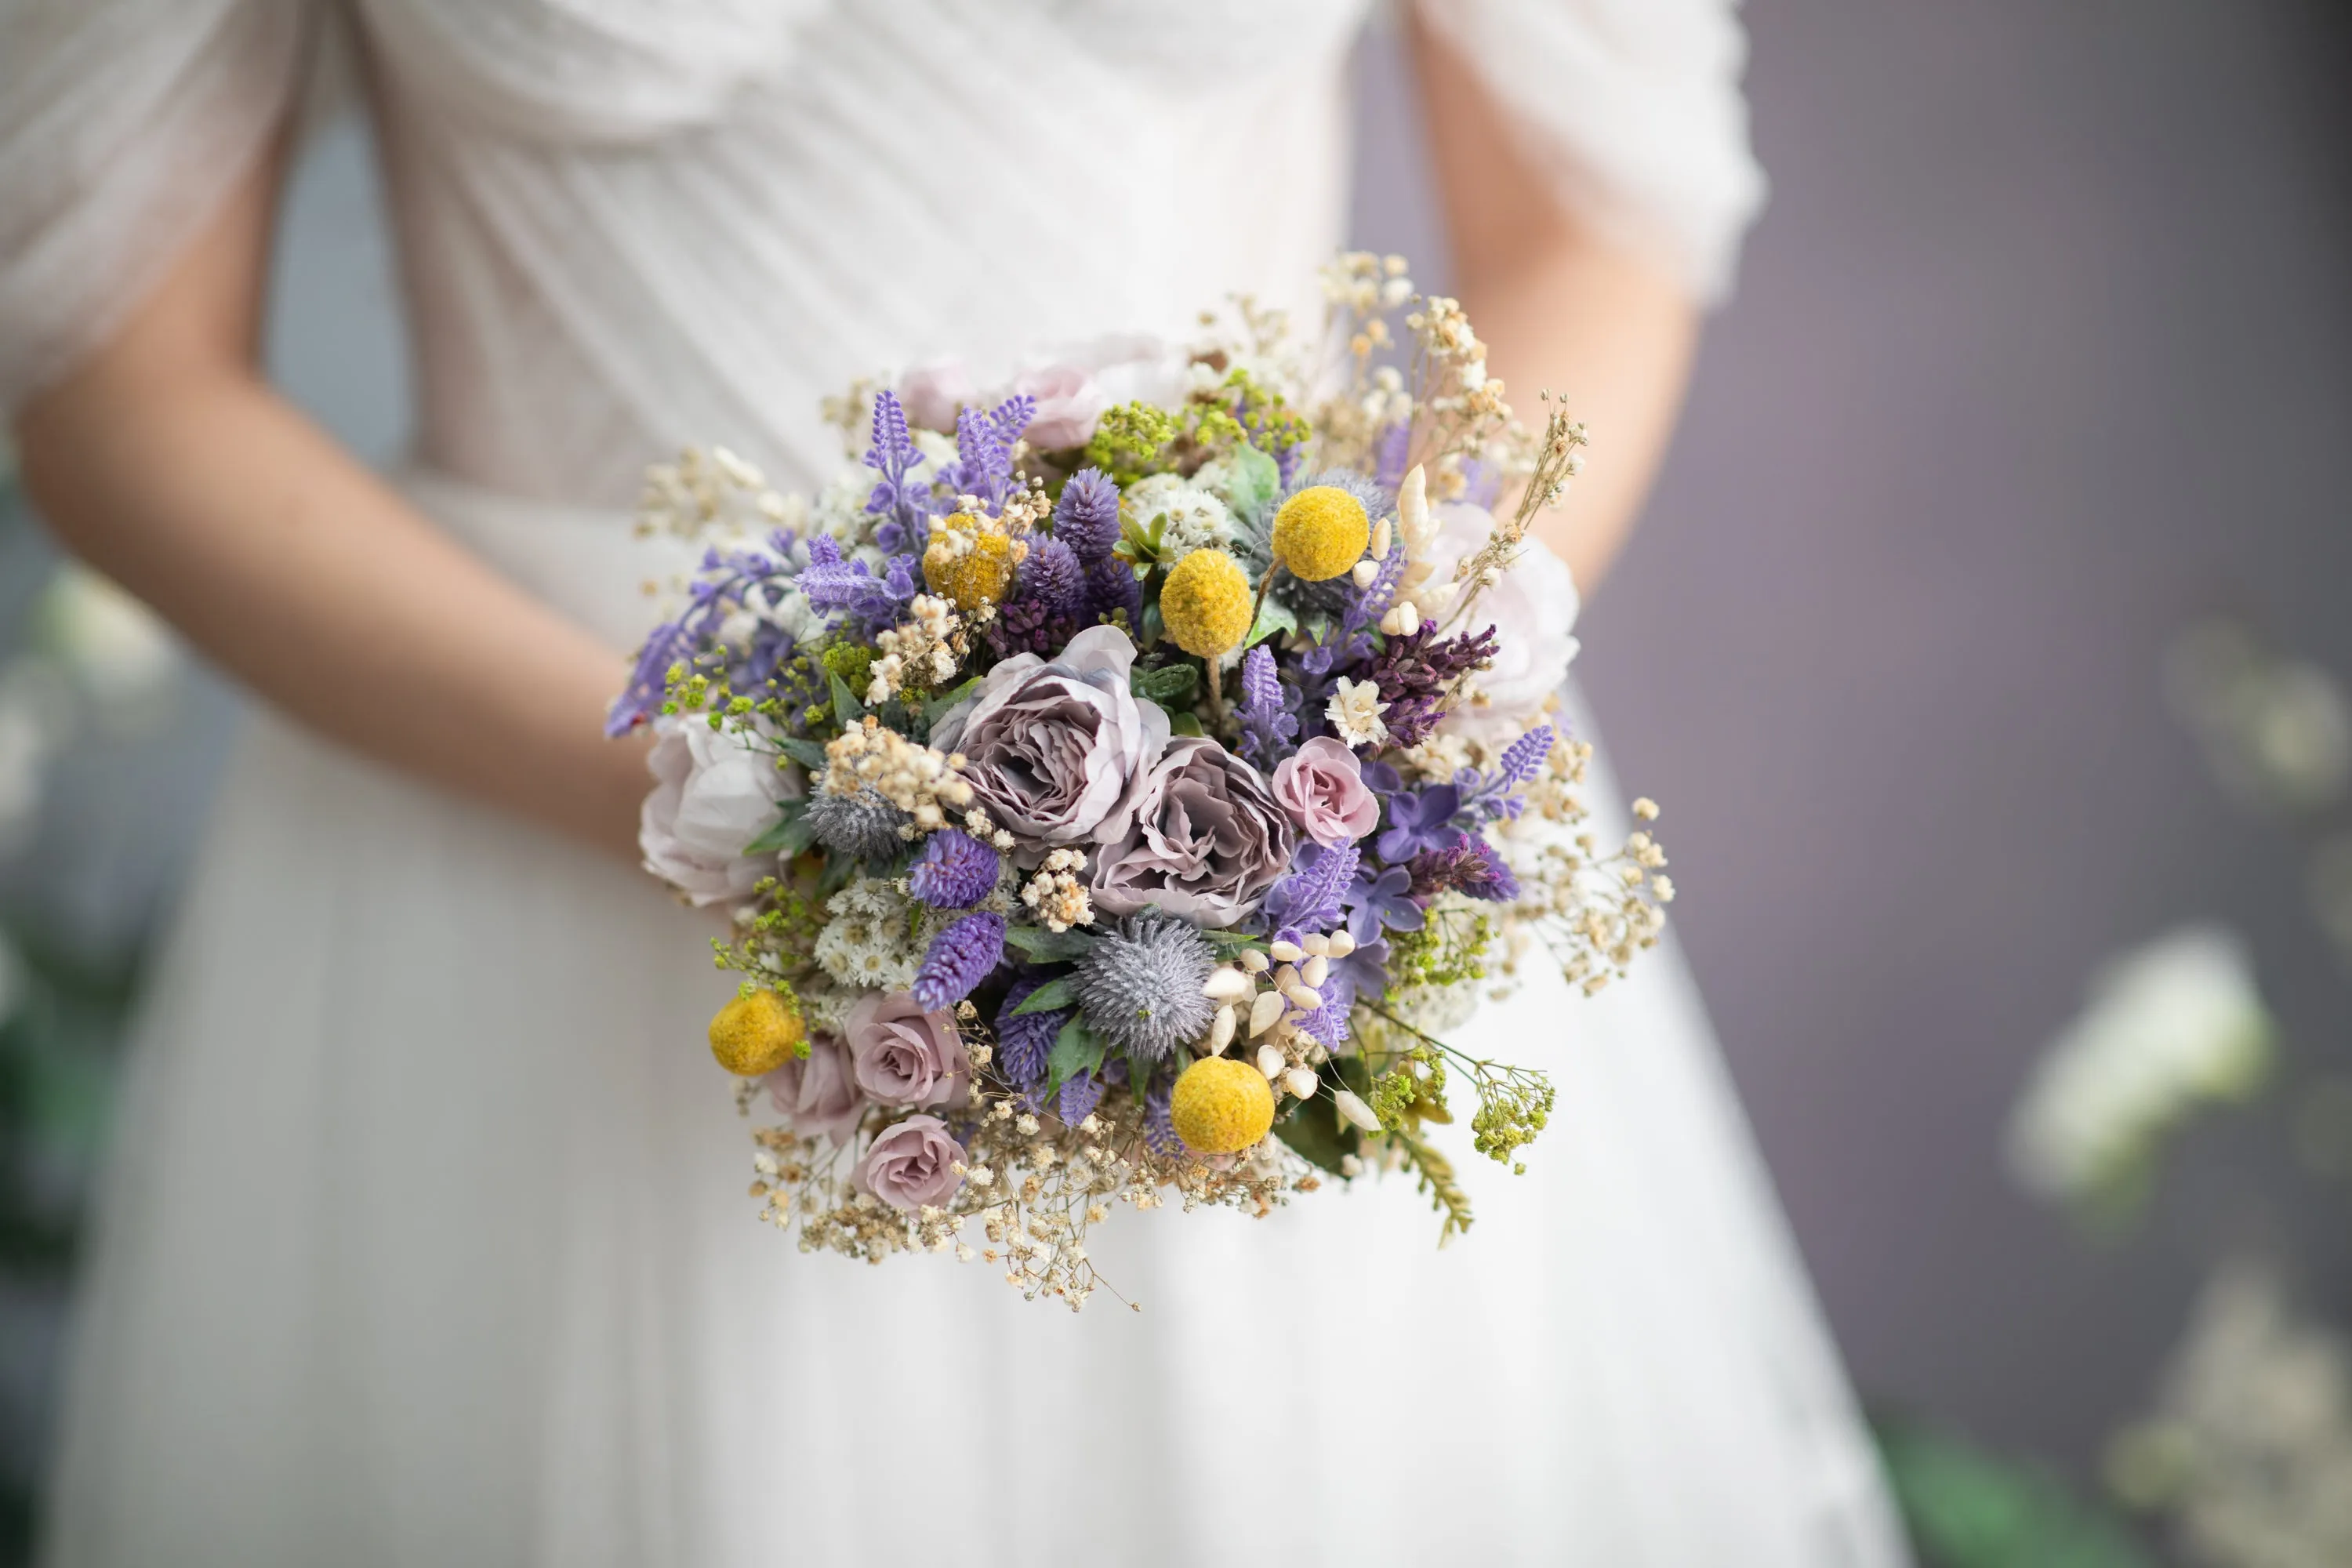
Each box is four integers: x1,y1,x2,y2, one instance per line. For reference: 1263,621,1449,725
1235,647,1300,768
1407,831,1520,904
1057,1072,1105,1126
1453,724,1557,826
912,912,1006,1011
908,830,1000,909
1361,622,1499,750
1083,555,1140,626
1052,467,1121,562
798,535,914,628
995,976,1065,1088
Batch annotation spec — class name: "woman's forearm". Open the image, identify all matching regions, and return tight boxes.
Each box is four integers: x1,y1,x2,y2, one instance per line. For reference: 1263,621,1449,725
13,163,648,859
1413,13,1702,593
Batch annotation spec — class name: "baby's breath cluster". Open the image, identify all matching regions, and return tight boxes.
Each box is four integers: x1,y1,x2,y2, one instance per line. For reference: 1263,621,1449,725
819,716,973,830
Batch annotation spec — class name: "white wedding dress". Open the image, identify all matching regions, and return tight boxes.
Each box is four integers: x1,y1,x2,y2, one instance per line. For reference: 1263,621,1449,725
2,2,1908,1563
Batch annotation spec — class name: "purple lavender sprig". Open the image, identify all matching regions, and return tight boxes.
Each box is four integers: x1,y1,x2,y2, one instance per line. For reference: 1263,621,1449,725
912,912,1006,1011
606,532,804,735
938,394,1036,508
1362,622,1500,750
1256,840,1359,938
1235,646,1300,768
1452,724,1557,827
798,536,918,633
908,829,1000,909
1406,832,1521,904
863,389,934,552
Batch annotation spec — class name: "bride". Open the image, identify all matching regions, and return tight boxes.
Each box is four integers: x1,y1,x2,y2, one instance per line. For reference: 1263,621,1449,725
3,2,1907,1563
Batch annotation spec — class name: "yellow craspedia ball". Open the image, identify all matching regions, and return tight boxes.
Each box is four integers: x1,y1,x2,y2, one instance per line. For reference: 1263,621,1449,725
1170,1056,1277,1155
709,989,805,1077
921,513,1020,612
1270,485,1370,583
1158,548,1254,659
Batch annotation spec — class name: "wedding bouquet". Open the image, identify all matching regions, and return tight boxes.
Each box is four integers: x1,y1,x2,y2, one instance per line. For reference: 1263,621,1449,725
610,255,1672,1308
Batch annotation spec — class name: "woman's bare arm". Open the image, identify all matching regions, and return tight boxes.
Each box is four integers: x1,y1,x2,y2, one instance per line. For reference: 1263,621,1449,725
12,145,650,859
1413,13,1704,592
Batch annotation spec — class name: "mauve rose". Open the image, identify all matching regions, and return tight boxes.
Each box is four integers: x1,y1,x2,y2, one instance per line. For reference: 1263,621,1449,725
1092,737,1296,926
1426,502,1581,738
857,1115,965,1211
640,716,796,906
1271,737,1380,848
845,991,968,1109
1007,335,1189,450
762,1034,866,1145
898,357,975,434
928,625,1168,862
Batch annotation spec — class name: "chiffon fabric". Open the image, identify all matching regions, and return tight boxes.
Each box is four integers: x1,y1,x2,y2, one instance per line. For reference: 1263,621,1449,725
2,1,1906,1563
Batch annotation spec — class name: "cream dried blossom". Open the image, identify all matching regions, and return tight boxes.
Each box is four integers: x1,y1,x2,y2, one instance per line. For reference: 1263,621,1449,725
867,593,965,704
1325,676,1390,748
1019,848,1094,932
820,716,973,831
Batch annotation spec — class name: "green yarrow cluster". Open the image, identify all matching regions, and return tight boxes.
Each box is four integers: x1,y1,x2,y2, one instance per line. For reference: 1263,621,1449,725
1082,402,1181,486
1386,904,1494,995
1367,1040,1449,1131
1468,1064,1555,1173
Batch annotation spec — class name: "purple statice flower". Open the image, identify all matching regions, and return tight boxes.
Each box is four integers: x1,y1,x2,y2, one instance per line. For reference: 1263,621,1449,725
1343,862,1424,946
1053,467,1122,563
1374,422,1413,490
1407,831,1520,905
798,535,918,631
1057,1071,1105,1127
863,389,935,552
1361,622,1500,750
1256,840,1359,939
908,829,1000,909
1235,646,1300,768
1452,724,1557,826
1376,783,1461,863
912,911,1006,1011
1084,554,1141,626
995,973,1067,1090
1143,1067,1181,1156
937,395,1036,509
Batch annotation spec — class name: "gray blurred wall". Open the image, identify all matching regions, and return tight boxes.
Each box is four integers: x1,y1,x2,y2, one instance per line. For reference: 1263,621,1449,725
241,0,2352,1483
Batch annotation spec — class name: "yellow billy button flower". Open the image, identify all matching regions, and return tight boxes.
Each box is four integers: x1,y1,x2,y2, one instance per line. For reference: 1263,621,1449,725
708,989,806,1076
1270,485,1370,582
1170,1055,1277,1154
1157,548,1254,659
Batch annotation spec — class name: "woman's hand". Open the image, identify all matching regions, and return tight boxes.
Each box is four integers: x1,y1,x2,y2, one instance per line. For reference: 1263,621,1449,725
11,139,652,862
1414,9,1704,593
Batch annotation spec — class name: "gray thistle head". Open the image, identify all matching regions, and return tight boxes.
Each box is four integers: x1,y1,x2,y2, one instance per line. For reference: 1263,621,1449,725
1073,914,1217,1062
805,787,912,862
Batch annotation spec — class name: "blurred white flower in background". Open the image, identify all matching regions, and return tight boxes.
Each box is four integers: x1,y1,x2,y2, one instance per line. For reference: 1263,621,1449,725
0,564,183,855
2007,924,2273,1217
2165,620,2352,816
2106,1260,2352,1568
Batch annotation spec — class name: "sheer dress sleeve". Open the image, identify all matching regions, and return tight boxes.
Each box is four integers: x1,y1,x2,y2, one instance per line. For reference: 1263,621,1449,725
0,0,310,416
1415,0,1766,303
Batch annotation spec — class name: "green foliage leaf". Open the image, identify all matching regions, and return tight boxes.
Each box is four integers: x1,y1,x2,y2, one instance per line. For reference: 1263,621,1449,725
1138,600,1164,648
777,736,830,771
1003,925,1101,964
1872,1414,2153,1568
922,676,982,731
1011,977,1078,1017
1243,593,1297,650
1223,442,1281,519
742,800,816,858
1276,1091,1358,1174
1203,930,1268,960
829,672,865,729
1391,1127,1475,1247
1044,1018,1108,1098
1167,711,1204,738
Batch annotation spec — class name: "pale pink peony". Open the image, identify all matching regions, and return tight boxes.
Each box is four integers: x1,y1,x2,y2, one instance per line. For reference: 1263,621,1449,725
897,357,976,434
640,717,794,906
1007,335,1189,450
1270,737,1380,848
856,1116,966,1211
1427,503,1581,737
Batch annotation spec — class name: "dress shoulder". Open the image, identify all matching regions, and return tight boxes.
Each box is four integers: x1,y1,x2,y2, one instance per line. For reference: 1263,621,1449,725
0,0,310,415
1415,0,1767,302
